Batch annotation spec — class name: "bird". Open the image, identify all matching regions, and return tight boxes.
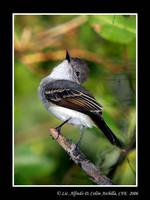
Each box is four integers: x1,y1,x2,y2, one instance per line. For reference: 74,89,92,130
38,50,123,148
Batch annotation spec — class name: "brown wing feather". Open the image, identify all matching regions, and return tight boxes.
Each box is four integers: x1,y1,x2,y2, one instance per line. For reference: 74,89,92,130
44,88,103,114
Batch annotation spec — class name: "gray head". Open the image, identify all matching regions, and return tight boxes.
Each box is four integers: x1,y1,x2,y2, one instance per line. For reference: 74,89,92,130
42,50,89,85
66,50,89,84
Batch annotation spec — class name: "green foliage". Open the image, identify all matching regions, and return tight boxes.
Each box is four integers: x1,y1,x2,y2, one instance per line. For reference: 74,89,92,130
89,15,136,44
15,152,56,185
14,14,136,185
113,150,136,185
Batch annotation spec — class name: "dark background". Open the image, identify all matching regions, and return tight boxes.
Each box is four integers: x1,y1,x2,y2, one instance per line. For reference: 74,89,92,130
0,0,145,198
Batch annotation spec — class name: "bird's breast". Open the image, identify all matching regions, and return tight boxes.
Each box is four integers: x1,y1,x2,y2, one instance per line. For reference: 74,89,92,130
48,103,94,128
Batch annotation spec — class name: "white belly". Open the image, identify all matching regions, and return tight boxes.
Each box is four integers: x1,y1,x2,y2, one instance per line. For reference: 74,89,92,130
48,103,94,128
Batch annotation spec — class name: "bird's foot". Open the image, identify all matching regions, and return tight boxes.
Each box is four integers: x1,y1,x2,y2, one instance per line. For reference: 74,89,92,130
55,118,71,140
75,141,81,152
55,126,61,139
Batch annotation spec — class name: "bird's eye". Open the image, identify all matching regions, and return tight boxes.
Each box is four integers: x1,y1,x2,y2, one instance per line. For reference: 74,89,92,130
76,71,80,77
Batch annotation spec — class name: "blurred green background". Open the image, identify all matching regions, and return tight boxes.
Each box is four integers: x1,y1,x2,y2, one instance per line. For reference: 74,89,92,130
14,14,136,185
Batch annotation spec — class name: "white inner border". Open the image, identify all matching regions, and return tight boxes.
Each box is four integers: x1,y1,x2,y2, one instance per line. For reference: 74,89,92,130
13,13,138,187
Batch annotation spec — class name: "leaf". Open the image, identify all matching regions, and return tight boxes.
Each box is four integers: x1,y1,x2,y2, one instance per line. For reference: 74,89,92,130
100,148,121,170
113,149,136,185
89,15,136,44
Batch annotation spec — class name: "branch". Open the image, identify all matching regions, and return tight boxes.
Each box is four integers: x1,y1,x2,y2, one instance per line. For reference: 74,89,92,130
21,49,126,74
49,128,112,185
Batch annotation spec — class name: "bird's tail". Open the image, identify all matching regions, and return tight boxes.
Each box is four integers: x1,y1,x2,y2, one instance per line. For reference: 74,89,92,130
90,113,124,149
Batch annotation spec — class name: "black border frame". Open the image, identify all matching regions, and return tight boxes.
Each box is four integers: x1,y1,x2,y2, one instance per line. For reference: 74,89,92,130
0,0,145,198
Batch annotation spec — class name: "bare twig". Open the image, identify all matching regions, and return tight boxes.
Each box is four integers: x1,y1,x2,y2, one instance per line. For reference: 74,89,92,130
14,16,87,52
36,15,87,39
21,49,126,73
49,128,112,185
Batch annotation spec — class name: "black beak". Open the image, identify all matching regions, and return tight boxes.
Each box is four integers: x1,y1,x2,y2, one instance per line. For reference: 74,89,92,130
66,50,71,63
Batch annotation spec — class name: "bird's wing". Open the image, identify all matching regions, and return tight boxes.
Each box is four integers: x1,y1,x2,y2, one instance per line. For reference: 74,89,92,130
44,80,103,114
43,80,123,148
